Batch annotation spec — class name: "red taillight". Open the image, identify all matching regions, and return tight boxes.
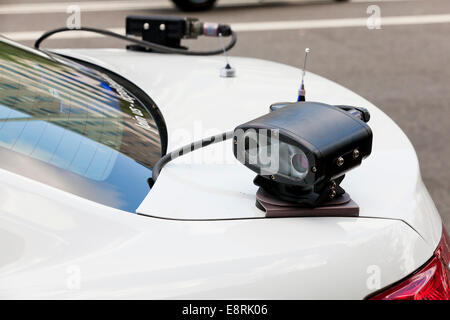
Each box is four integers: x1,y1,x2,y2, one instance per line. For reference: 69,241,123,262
369,226,450,300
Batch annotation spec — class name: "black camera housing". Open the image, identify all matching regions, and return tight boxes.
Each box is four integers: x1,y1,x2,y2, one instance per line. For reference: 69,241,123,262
126,15,190,49
233,102,373,207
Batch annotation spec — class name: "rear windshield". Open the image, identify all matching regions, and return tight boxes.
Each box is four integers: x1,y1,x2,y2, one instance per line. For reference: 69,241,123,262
0,39,166,212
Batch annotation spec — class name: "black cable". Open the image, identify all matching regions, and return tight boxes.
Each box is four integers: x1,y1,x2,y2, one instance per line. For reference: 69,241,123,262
34,27,237,56
152,131,234,182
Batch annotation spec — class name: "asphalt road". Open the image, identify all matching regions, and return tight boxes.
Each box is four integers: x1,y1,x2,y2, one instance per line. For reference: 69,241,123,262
1,0,449,230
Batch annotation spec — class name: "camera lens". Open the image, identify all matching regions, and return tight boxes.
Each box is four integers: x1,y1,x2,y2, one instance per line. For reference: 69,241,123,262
291,152,308,175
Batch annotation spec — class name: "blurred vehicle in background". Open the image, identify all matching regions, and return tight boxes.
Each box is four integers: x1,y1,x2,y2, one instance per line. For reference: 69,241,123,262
171,0,348,12
172,0,217,11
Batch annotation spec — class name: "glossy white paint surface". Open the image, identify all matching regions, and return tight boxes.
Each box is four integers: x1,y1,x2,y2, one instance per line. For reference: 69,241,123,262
0,167,433,299
0,47,442,299
58,49,442,246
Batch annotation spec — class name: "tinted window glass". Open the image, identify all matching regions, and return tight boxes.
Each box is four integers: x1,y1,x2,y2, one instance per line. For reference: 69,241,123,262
0,39,165,212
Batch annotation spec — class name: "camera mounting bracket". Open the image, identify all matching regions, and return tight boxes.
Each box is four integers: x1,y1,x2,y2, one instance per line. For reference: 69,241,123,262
253,174,346,208
255,188,359,218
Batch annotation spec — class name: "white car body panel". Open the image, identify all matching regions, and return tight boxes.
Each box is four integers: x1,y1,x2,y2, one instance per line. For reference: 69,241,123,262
57,49,442,245
0,168,433,299
0,46,443,299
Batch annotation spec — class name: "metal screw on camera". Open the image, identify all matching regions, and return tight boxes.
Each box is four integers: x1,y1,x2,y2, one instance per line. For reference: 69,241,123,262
329,188,336,199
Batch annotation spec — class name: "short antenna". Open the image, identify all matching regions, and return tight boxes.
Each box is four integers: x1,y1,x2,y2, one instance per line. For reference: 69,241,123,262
219,33,235,77
298,48,310,101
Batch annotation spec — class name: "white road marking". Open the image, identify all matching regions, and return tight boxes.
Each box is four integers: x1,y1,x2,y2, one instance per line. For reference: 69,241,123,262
0,0,415,15
352,0,414,2
0,1,170,15
2,14,449,41
231,14,450,31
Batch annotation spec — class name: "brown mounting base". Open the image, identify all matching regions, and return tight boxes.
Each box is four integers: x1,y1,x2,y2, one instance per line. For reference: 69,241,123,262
256,188,359,218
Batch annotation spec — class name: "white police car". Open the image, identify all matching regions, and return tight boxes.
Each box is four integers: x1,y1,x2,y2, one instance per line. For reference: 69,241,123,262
0,33,448,299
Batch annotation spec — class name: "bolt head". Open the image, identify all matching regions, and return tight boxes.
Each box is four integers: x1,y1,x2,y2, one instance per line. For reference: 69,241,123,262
353,149,360,159
329,189,336,199
220,66,236,78
311,166,317,173
337,156,344,166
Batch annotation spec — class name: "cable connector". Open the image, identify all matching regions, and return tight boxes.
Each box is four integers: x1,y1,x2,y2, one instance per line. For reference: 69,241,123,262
188,20,232,38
